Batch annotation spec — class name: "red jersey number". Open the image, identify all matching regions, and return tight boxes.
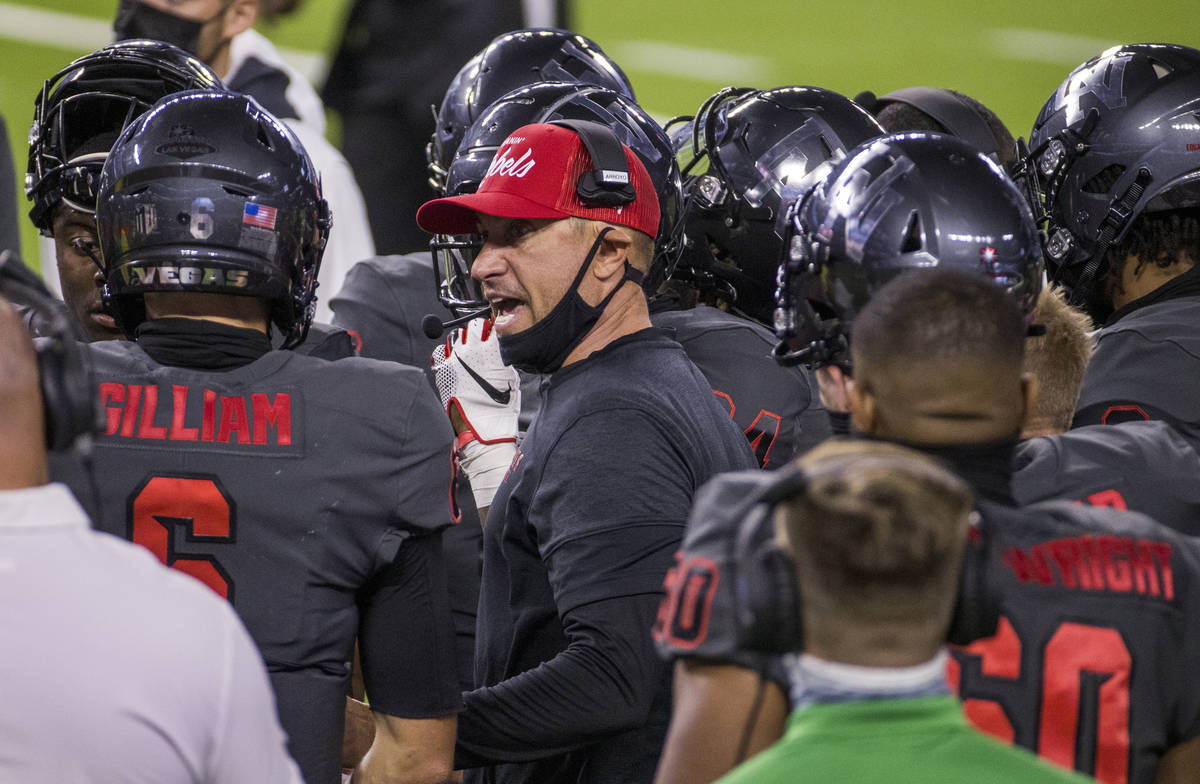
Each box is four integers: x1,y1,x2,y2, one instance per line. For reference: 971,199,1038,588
948,616,1132,784
129,475,236,601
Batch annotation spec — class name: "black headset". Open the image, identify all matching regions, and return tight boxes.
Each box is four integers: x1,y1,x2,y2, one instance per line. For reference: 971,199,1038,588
728,458,999,654
858,87,1011,164
549,119,637,207
0,250,99,453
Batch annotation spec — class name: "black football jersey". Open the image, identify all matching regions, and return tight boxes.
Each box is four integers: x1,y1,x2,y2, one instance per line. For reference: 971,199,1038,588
656,469,1200,784
951,498,1200,784
652,305,831,468
1014,422,1200,535
50,340,462,784
1074,295,1200,442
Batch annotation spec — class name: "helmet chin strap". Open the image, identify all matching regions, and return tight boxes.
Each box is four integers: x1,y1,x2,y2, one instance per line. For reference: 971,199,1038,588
1067,167,1152,310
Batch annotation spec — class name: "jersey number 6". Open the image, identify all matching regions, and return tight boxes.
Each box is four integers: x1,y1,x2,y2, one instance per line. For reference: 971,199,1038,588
129,474,237,601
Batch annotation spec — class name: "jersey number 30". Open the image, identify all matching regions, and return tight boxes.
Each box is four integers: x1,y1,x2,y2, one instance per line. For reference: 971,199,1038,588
129,474,237,601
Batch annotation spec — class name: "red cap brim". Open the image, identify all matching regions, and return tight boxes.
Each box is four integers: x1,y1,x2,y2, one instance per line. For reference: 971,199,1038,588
416,191,572,235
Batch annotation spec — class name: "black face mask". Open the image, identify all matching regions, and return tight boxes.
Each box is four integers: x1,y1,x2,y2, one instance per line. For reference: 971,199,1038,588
498,227,644,374
113,0,229,57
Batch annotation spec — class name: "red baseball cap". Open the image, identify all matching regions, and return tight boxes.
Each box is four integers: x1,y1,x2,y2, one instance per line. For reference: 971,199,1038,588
416,122,660,239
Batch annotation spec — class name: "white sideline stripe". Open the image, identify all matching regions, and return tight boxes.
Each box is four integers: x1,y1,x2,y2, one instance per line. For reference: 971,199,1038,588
0,1,327,83
610,40,773,84
988,28,1119,66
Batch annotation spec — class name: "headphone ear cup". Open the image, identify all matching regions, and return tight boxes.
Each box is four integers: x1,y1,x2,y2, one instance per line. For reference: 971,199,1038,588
575,169,635,206
34,335,96,452
733,507,804,654
946,515,999,645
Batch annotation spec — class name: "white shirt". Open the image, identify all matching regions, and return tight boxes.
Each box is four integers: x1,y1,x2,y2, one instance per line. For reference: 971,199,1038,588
0,483,303,784
227,29,376,323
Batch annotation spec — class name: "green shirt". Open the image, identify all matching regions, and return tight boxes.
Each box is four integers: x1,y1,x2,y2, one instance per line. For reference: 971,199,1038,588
717,696,1095,784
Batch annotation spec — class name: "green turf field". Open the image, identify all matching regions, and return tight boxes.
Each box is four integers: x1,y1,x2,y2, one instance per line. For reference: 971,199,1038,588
2,0,1198,277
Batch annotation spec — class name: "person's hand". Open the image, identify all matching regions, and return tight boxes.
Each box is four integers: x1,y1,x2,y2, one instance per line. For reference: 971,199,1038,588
432,317,520,516
432,317,519,445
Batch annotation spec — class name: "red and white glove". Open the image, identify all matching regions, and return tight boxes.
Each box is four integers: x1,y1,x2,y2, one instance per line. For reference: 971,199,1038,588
432,317,519,511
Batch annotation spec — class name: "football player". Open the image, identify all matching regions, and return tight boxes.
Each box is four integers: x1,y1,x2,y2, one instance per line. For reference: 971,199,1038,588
657,134,1200,784
1023,43,1200,436
659,85,886,466
112,0,376,320
25,40,222,342
654,131,1043,784
1014,285,1200,534
48,89,461,784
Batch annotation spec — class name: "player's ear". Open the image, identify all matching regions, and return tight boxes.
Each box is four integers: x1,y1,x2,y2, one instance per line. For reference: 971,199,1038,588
849,379,876,436
592,225,632,280
223,0,258,39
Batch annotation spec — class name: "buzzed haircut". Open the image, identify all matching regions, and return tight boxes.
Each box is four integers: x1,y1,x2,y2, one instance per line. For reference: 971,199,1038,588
1023,285,1094,432
852,268,1026,380
783,438,974,618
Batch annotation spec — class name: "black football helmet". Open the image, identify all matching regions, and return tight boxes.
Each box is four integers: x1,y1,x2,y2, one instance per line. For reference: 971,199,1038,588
774,132,1043,369
26,39,222,234
674,86,884,325
432,80,683,315
96,90,330,347
1023,43,1200,313
426,29,635,194
855,87,1017,168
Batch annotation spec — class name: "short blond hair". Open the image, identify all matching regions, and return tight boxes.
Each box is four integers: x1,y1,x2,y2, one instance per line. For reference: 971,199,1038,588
1023,285,1094,432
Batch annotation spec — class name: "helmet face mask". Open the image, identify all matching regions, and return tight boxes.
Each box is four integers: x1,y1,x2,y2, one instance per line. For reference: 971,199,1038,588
430,80,683,315
425,29,635,196
96,90,329,348
673,86,884,326
26,40,223,235
774,133,1044,369
1023,43,1200,315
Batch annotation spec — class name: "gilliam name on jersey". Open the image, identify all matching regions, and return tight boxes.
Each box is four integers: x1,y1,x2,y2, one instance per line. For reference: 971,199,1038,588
120,265,250,288
99,383,292,446
1002,535,1175,599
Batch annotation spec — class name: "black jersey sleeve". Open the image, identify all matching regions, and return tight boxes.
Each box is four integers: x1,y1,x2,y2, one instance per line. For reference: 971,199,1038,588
388,369,458,536
358,531,463,718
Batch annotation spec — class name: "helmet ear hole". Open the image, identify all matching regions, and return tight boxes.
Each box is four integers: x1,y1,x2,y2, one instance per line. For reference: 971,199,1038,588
900,211,923,253
1082,164,1126,195
255,122,275,151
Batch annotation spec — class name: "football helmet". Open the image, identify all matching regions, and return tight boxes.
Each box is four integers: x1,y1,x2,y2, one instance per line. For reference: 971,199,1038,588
426,29,635,194
26,39,222,234
774,132,1043,369
1023,43,1200,311
96,90,330,347
674,86,884,325
432,81,682,314
856,87,1017,168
